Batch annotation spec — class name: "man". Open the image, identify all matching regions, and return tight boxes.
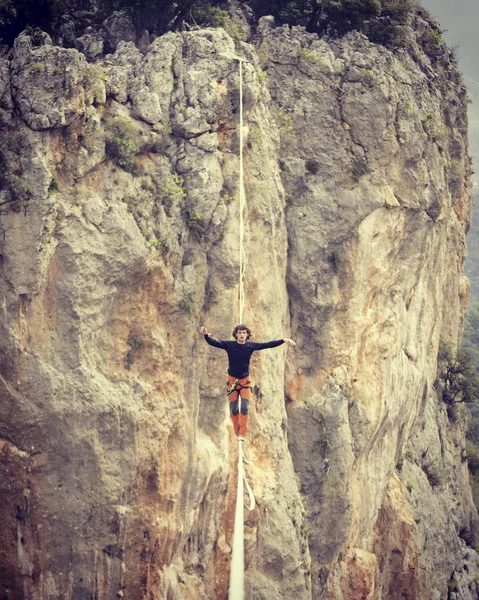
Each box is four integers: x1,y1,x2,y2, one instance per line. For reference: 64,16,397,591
200,324,296,441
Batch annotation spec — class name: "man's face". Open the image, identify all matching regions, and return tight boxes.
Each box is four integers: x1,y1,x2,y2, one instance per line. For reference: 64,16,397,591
236,329,248,344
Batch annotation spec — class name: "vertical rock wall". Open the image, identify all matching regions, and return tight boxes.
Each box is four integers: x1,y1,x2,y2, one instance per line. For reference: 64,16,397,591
0,13,477,600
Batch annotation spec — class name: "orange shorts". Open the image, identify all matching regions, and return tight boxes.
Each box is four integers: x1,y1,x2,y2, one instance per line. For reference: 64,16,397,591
226,375,252,437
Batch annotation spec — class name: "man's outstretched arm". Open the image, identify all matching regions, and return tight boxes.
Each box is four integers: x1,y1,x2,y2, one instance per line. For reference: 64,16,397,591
252,338,296,350
200,326,227,349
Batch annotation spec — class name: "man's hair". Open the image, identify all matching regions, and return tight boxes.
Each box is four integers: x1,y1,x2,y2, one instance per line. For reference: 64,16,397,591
232,324,251,340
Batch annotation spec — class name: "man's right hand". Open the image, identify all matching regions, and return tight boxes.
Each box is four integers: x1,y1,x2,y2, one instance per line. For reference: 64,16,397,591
200,326,208,335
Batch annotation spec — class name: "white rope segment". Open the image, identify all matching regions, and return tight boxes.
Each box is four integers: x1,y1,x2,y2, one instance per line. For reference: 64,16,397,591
241,443,255,512
238,58,246,324
228,441,255,600
228,441,246,600
228,58,255,600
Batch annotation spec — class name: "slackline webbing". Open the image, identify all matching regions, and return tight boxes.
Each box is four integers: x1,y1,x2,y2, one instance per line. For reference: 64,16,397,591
238,58,246,324
228,441,255,600
228,59,255,600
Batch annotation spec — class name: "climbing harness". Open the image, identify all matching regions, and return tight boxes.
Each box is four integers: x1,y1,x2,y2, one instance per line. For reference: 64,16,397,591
228,57,255,600
226,378,252,397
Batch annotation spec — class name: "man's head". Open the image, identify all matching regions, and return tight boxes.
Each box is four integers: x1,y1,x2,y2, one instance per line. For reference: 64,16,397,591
232,324,251,344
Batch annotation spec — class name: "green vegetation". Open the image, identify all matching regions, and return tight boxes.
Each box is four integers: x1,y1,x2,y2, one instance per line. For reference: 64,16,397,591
105,117,140,172
461,264,479,510
158,174,186,212
256,70,269,84
447,579,458,593
422,462,443,488
0,0,66,45
29,63,46,74
421,113,434,125
187,208,202,231
466,431,479,508
306,159,320,175
362,69,375,86
437,339,479,407
299,47,320,63
0,0,417,49
422,26,443,50
327,250,339,273
274,108,296,147
252,0,414,46
181,251,195,267
248,125,263,147
100,0,247,43
223,15,248,48
124,334,144,370
274,109,294,135
179,294,194,314
48,176,59,194
463,302,479,370
350,156,370,181
142,133,168,155
0,0,424,52
7,174,30,202
254,0,380,34
465,190,479,299
190,1,227,27
150,237,168,254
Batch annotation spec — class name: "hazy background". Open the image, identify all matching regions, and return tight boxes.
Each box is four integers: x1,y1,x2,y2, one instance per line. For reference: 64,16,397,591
420,0,479,170
419,0,479,300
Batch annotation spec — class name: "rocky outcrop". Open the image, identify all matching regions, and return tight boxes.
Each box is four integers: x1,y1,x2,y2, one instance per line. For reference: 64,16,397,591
0,11,477,600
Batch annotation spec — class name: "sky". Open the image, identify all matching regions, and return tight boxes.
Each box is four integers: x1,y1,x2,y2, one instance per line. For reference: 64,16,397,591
420,0,479,88
419,1,479,287
420,0,479,141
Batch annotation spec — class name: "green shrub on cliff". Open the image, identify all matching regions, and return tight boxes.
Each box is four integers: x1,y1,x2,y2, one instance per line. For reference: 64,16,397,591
461,301,479,510
99,0,226,33
437,339,479,407
252,0,382,32
0,0,65,45
463,303,479,372
105,117,140,172
0,0,416,49
466,417,479,509
6,173,31,205
124,334,144,370
190,0,227,27
314,0,383,35
251,0,414,43
158,174,186,211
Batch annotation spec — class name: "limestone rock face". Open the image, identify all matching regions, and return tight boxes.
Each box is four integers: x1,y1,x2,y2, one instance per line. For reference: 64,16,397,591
0,15,477,600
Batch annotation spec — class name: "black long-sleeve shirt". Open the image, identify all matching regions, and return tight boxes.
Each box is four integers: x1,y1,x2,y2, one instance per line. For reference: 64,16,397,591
204,334,284,378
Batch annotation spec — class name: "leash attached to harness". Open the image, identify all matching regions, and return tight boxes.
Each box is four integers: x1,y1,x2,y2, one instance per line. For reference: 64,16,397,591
226,378,252,397
226,378,239,396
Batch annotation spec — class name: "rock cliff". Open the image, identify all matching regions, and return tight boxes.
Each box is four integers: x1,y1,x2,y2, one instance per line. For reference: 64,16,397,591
0,9,477,600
